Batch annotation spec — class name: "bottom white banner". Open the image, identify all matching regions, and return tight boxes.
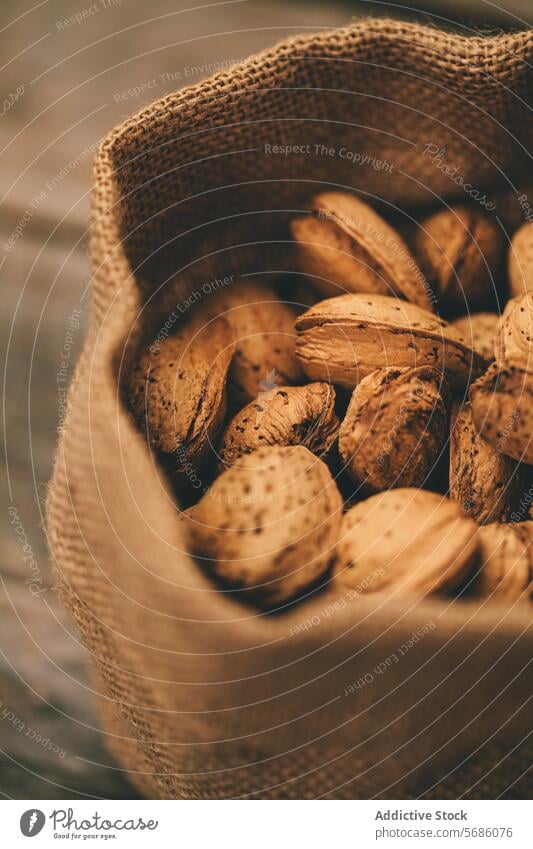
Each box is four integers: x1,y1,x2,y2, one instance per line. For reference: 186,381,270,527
3,799,530,847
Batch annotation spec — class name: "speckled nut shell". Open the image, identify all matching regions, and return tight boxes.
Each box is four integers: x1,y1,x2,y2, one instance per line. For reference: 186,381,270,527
290,191,432,309
412,204,504,313
187,445,342,607
449,401,522,524
474,522,532,602
451,312,499,364
219,383,339,468
333,488,479,598
508,221,533,297
197,279,302,408
469,363,533,464
295,293,486,390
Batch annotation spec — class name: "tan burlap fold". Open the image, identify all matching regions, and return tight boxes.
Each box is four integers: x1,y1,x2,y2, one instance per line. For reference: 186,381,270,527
47,19,533,798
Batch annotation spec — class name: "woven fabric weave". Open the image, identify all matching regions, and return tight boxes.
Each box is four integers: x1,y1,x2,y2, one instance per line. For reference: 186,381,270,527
47,19,533,799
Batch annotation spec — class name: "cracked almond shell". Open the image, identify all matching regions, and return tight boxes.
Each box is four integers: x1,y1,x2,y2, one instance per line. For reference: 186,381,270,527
508,222,533,297
338,366,449,492
127,315,234,471
412,205,504,313
474,522,532,602
470,363,533,463
449,401,522,524
290,191,431,309
219,383,339,467
295,293,486,390
333,488,479,598
187,445,342,606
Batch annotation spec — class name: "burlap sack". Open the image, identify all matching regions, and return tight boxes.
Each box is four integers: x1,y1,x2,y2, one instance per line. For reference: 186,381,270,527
48,19,533,799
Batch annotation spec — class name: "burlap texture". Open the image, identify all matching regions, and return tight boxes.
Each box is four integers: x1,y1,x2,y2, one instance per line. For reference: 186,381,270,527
47,19,533,798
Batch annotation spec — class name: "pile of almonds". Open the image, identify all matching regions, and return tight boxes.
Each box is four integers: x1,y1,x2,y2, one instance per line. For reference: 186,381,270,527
127,193,533,610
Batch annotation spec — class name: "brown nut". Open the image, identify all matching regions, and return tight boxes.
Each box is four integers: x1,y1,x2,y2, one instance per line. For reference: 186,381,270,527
219,383,339,468
333,488,479,598
198,279,302,407
509,221,533,297
489,182,533,235
295,293,486,390
412,205,504,314
470,363,533,464
187,445,342,606
338,366,449,492
474,522,532,602
449,401,522,524
290,191,431,309
128,315,234,471
494,293,533,372
451,312,499,364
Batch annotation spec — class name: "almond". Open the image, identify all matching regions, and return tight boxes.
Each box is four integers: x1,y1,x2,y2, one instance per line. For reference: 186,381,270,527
451,312,499,364
449,401,522,524
470,363,533,464
474,522,532,602
338,366,449,492
508,221,533,297
219,383,339,467
490,184,533,235
127,315,234,471
289,278,322,313
198,279,302,407
187,445,342,606
290,191,431,308
494,293,533,372
412,205,504,314
333,488,478,597
295,293,486,390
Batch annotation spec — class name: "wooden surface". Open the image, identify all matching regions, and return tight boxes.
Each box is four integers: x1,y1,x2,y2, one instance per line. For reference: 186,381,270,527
1,0,530,800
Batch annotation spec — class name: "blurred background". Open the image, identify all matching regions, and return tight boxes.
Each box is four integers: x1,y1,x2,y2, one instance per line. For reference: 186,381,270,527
1,0,531,799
